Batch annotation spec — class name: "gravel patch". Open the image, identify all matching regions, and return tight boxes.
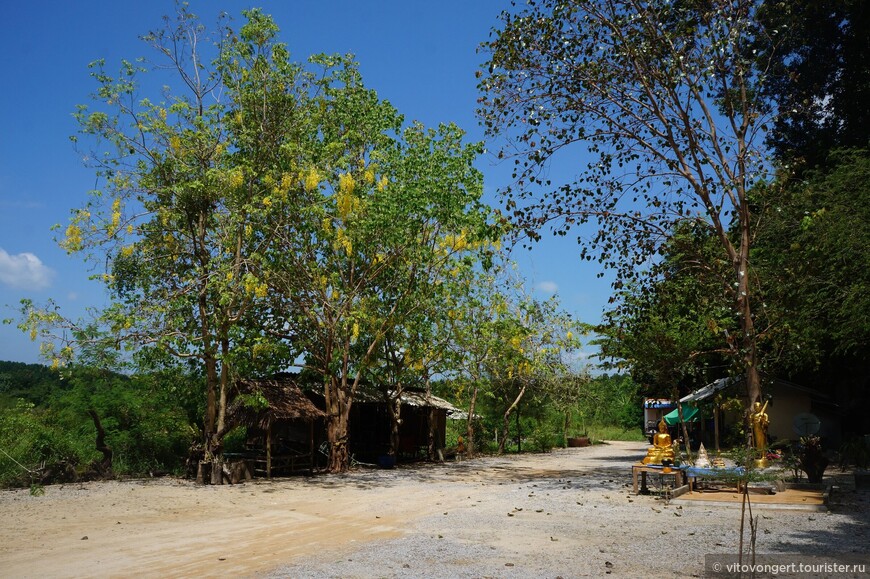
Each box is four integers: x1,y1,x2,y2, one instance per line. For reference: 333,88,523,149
268,442,870,578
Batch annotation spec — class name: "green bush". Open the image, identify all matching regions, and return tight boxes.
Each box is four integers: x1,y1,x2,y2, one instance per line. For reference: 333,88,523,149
529,426,557,452
0,401,92,487
0,364,201,487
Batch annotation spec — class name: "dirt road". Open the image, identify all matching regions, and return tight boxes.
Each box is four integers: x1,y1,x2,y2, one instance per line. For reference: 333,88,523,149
1,441,866,578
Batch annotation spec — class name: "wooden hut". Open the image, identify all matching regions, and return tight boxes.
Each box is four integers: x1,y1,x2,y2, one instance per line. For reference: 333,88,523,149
226,377,326,478
346,389,460,462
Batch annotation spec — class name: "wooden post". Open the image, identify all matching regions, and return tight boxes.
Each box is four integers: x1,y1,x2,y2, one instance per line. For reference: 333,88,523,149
309,420,315,474
714,403,721,454
266,421,272,479
676,400,693,464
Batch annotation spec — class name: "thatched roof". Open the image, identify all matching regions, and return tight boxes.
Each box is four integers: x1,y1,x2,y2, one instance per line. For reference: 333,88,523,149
227,377,326,430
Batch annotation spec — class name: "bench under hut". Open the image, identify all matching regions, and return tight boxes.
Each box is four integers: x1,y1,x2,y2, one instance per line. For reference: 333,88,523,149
226,377,326,478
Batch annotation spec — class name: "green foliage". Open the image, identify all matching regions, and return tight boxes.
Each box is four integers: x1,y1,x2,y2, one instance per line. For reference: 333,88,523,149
0,400,81,487
0,363,199,487
597,223,738,392
839,437,870,470
529,423,557,453
753,149,870,374
571,374,643,433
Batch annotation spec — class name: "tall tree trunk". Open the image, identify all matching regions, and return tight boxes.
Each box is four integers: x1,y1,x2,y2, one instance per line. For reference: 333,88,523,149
466,384,479,456
203,352,218,455
498,382,527,454
425,374,437,461
217,335,230,439
736,211,762,407
387,392,401,458
563,410,570,448
325,377,351,473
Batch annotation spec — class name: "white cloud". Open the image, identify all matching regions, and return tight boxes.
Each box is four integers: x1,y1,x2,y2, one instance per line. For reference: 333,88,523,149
535,280,559,294
0,248,55,290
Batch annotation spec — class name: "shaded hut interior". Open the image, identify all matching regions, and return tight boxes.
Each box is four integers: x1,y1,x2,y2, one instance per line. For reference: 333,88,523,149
345,389,458,463
225,377,326,478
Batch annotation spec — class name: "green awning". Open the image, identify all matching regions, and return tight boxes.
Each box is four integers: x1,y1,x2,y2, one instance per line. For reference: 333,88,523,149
664,405,700,426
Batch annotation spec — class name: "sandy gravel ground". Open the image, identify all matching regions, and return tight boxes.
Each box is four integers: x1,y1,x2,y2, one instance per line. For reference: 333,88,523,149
1,441,867,578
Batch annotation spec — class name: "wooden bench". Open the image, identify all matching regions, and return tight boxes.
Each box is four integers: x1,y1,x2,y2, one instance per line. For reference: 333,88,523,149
632,463,685,494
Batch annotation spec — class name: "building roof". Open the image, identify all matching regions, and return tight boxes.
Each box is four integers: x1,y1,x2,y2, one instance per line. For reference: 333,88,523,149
680,377,737,403
227,377,326,430
352,387,461,413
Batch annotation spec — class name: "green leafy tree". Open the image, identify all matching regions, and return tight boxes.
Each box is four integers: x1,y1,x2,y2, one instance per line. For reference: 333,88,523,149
487,295,581,454
479,0,781,407
18,8,318,476
597,222,737,392
753,149,870,371
258,61,497,472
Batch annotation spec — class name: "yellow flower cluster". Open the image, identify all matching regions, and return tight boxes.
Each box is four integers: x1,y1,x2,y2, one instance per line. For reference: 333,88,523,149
334,228,353,256
228,168,245,189
338,172,356,195
64,223,83,253
351,321,360,344
440,231,469,252
280,172,294,193
243,274,269,299
363,167,376,185
304,168,320,192
110,198,122,234
336,173,364,221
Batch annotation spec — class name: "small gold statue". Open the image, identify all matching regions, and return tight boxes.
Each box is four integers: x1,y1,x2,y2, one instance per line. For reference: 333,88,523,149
642,419,676,464
751,400,770,468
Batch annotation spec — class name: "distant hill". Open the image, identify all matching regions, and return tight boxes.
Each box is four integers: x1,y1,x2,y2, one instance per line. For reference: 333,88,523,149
0,360,65,407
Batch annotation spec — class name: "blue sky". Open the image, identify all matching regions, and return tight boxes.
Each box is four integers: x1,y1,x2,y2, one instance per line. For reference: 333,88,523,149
0,1,613,364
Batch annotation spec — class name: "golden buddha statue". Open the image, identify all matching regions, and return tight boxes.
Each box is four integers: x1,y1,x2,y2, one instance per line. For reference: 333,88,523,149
642,419,676,464
751,400,770,468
